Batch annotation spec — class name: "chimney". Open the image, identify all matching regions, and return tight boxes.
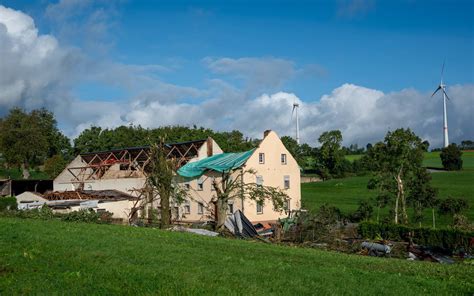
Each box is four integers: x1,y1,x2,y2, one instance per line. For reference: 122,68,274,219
207,137,213,157
263,130,272,138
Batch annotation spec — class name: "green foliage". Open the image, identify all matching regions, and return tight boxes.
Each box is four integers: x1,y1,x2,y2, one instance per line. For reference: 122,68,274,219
0,108,71,176
0,197,17,211
44,154,68,179
60,209,112,224
349,200,373,222
316,130,346,179
73,125,257,155
440,144,463,170
437,197,469,217
358,221,474,252
1,218,472,294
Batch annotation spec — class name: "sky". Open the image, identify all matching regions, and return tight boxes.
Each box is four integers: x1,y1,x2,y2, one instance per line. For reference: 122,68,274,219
0,0,473,148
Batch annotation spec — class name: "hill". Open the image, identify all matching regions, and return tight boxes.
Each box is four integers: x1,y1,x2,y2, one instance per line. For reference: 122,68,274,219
304,152,474,227
0,218,472,295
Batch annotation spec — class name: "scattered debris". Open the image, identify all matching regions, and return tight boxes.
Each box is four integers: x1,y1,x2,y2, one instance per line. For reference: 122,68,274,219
170,226,219,237
407,246,456,264
253,222,273,237
225,210,258,238
361,241,391,257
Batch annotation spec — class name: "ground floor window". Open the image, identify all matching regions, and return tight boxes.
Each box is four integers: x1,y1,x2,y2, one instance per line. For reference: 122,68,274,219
228,202,234,214
184,202,191,214
198,202,204,214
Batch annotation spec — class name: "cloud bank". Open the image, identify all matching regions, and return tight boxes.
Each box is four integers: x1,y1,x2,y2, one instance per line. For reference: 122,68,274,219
0,5,472,149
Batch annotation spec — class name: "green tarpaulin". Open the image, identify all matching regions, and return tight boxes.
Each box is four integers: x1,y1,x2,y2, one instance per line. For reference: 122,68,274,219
177,149,255,178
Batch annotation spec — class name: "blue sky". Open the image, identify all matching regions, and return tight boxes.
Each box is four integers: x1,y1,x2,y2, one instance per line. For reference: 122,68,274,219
0,0,473,146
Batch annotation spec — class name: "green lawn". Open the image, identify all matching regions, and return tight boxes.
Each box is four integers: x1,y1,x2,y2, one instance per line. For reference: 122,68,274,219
303,152,474,227
0,218,472,295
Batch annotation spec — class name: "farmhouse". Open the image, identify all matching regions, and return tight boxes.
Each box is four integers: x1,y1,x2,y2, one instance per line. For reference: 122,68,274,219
49,130,300,223
178,130,301,223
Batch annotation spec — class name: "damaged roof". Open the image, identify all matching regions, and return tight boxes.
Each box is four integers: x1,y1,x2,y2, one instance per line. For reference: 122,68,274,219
43,189,137,201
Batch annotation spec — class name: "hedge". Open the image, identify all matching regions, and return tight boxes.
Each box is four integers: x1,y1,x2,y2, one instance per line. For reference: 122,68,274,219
358,221,473,252
0,197,17,211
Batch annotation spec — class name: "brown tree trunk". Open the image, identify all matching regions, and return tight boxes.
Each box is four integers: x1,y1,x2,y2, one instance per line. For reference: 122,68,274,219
215,196,228,232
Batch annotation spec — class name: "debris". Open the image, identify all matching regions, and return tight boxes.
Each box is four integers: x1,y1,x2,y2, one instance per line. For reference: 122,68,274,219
254,223,273,237
170,226,219,237
361,241,391,256
225,210,258,238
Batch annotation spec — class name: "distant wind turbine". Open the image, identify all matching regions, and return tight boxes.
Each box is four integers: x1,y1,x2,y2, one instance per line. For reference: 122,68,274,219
291,102,300,144
431,62,452,148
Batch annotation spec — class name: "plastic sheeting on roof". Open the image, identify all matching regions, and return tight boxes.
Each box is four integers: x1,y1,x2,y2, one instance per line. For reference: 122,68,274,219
177,149,255,178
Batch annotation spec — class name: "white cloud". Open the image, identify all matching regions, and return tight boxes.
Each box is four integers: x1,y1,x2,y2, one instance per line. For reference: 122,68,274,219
1,5,472,149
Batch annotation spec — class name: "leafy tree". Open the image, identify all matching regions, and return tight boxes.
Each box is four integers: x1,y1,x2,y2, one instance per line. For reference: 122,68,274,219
366,128,430,224
440,144,463,171
317,130,345,179
211,169,289,232
437,197,469,227
460,140,474,150
44,155,68,179
0,108,69,178
407,169,438,227
421,140,430,152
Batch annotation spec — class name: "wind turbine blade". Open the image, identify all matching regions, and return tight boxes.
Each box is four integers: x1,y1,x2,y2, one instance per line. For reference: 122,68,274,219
442,88,451,101
431,86,442,97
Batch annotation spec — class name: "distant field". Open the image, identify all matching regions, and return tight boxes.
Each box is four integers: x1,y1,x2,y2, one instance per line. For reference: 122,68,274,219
344,154,363,162
303,152,474,227
0,168,49,180
1,218,472,295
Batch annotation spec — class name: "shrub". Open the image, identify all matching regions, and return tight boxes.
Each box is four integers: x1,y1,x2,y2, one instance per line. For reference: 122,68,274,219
0,197,17,211
358,221,473,252
440,144,463,170
60,209,112,224
349,200,373,222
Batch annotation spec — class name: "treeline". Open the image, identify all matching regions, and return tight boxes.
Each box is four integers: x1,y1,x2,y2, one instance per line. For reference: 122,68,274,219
0,108,258,179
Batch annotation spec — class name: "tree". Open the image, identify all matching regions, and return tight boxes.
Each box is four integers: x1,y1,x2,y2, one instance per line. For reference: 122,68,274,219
437,197,469,227
146,138,186,229
421,140,430,152
440,144,463,171
366,128,430,224
211,169,289,231
0,108,71,179
407,169,438,227
44,155,68,179
317,130,345,179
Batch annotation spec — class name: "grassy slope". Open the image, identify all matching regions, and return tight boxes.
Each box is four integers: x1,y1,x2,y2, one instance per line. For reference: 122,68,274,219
0,218,472,295
303,152,474,226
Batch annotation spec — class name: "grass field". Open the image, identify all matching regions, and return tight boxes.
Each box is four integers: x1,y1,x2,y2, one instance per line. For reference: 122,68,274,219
0,218,472,295
304,152,474,227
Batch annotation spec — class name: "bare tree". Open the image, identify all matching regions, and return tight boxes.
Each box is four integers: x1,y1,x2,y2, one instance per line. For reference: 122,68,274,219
211,168,289,232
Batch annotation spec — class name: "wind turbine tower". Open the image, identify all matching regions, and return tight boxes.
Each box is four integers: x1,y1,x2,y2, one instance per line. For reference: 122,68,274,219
431,62,452,148
292,102,300,144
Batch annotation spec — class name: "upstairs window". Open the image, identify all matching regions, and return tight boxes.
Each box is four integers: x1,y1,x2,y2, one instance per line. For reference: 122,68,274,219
284,175,290,189
281,153,287,165
256,201,263,214
198,202,204,214
256,175,263,187
197,177,204,191
228,202,234,214
259,153,265,164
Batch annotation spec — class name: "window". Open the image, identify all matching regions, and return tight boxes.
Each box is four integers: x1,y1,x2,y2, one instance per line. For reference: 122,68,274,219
183,201,190,214
284,175,290,189
184,183,190,190
197,177,204,191
281,153,287,165
259,153,265,164
198,202,204,214
256,202,263,214
256,175,263,187
228,202,234,214
284,200,290,212
211,177,216,191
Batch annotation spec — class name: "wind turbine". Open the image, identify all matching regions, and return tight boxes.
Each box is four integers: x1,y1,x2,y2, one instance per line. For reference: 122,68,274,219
431,62,452,148
291,102,300,144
